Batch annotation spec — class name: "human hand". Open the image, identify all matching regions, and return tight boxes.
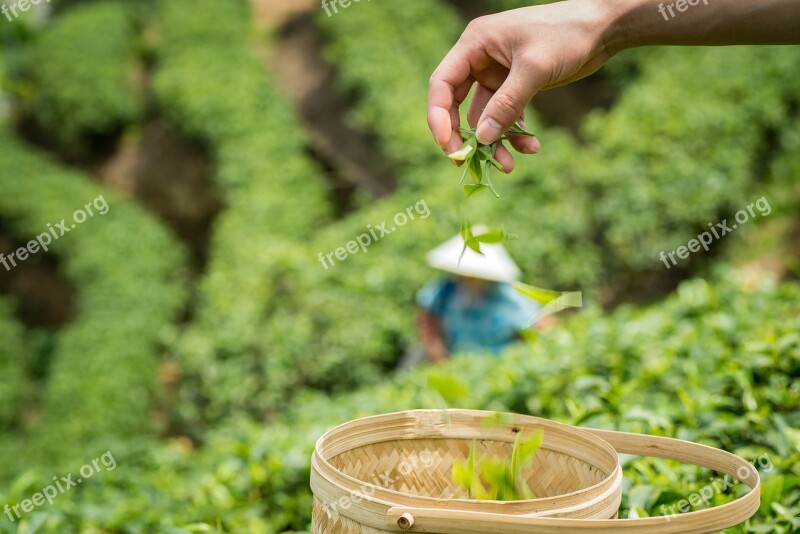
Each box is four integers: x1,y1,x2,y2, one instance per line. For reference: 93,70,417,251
428,1,617,171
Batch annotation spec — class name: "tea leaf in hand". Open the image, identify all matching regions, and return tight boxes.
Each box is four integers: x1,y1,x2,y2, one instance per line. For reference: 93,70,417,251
505,121,537,138
468,153,483,184
448,142,475,162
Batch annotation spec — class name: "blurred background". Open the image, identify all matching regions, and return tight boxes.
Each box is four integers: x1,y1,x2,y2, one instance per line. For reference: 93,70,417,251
0,0,798,532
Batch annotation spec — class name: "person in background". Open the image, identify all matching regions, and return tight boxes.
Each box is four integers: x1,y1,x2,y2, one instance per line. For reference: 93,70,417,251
415,228,541,363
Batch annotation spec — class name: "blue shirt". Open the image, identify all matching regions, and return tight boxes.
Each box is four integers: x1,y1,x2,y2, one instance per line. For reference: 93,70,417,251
417,279,540,355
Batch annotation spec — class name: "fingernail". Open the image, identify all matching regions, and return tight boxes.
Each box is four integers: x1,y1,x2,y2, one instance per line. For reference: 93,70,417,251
476,117,502,144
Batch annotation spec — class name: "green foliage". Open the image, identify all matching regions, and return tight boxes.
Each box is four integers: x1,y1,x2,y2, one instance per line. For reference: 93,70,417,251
450,123,536,199
214,8,800,421
320,0,800,292
1,276,796,532
317,0,462,170
470,46,800,289
452,431,543,500
22,1,142,152
0,2,798,532
258,190,451,410
580,46,800,270
0,297,27,430
153,0,331,426
0,128,187,457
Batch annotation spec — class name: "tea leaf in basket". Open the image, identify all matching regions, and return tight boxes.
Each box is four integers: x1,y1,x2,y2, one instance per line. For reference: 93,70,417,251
509,430,542,500
468,437,478,499
516,430,544,463
452,427,543,501
452,453,472,491
480,459,506,500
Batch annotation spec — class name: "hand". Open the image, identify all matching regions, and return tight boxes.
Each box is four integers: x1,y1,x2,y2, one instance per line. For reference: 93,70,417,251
428,0,800,170
428,1,616,171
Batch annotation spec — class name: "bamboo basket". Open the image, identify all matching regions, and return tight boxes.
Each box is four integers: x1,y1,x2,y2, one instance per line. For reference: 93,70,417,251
311,409,761,534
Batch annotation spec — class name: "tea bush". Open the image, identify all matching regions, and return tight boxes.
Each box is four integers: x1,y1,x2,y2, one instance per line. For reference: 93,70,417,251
0,275,796,533
319,0,800,289
22,1,142,152
0,1,798,531
153,0,331,426
316,0,461,171
0,297,27,430
580,46,800,270
255,8,800,417
0,128,187,456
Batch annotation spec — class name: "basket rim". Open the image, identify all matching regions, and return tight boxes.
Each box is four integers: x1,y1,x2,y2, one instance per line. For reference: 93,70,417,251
313,408,622,510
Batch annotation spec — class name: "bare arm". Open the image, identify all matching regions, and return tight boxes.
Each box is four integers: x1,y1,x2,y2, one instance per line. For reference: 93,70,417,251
428,0,800,163
612,0,800,50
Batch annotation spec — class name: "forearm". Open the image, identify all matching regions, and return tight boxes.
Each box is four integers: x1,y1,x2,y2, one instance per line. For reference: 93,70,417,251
603,0,800,53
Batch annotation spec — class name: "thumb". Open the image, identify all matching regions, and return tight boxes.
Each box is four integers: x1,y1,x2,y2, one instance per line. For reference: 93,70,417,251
475,62,542,144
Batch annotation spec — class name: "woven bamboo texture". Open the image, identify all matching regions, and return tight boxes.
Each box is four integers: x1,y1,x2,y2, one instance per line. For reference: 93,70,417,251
311,409,761,534
328,439,607,500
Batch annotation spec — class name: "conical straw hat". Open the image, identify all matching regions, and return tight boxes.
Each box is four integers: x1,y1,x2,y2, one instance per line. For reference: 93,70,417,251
426,226,522,283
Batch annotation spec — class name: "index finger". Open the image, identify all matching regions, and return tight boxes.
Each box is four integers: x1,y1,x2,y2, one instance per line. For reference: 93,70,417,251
428,43,475,149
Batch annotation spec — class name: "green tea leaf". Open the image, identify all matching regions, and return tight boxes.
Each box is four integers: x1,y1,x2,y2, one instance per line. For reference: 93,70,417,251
452,459,471,489
474,229,505,244
468,153,483,184
463,184,488,198
760,475,785,516
466,238,483,254
482,160,501,198
458,161,470,185
448,142,475,162
517,431,544,463
506,122,536,137
513,282,562,305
